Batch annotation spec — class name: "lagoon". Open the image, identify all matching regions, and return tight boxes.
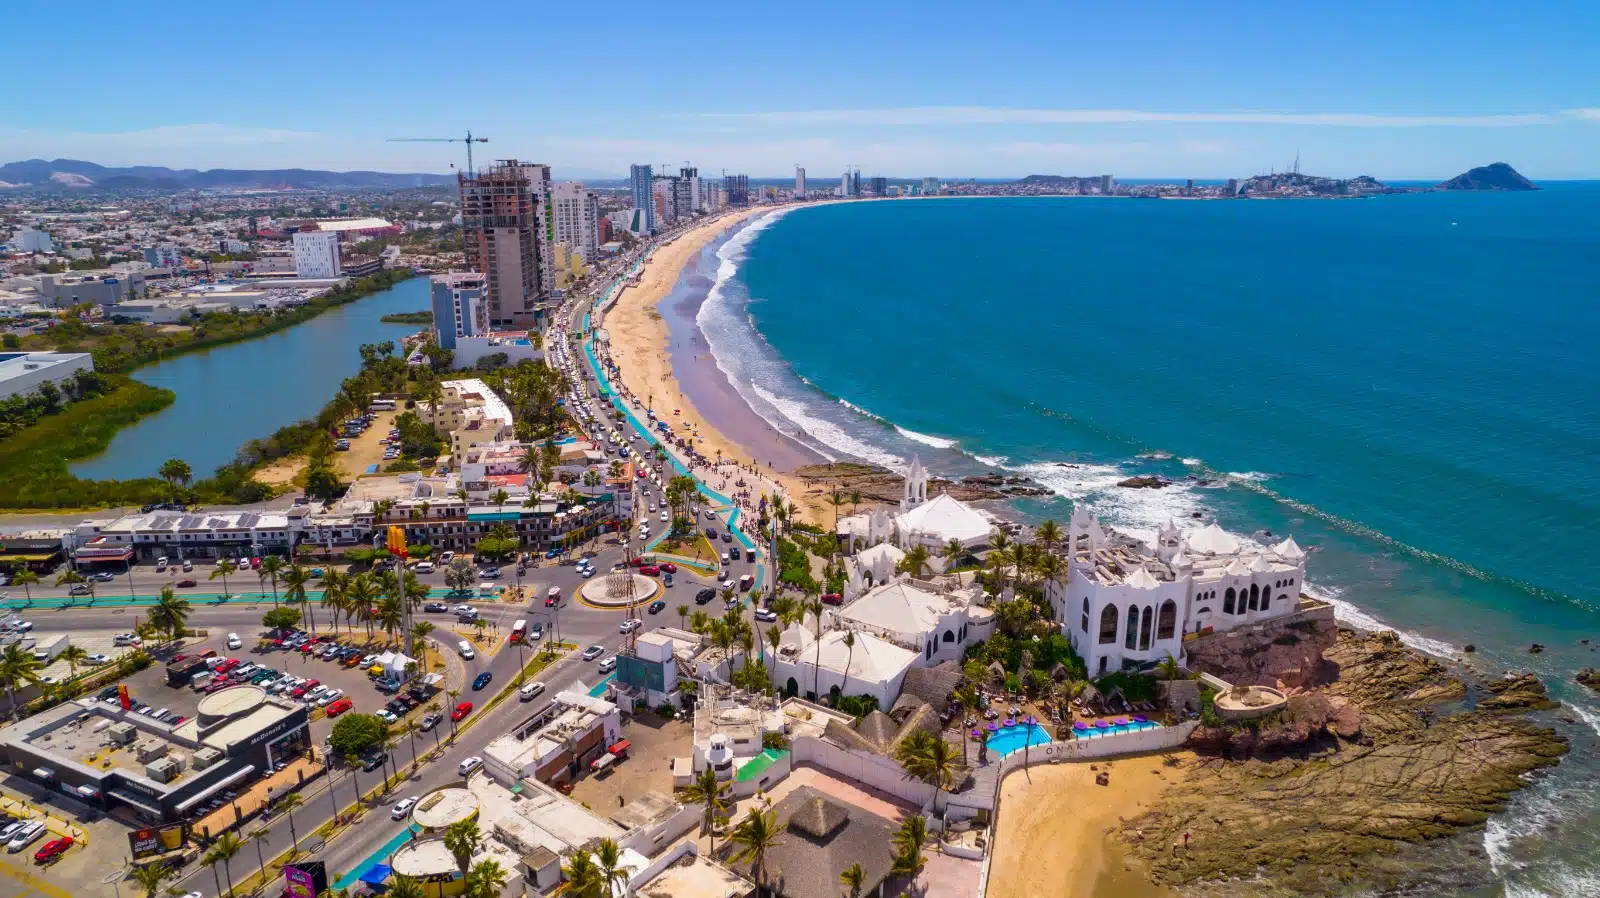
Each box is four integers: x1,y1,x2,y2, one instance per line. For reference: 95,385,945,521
72,276,428,481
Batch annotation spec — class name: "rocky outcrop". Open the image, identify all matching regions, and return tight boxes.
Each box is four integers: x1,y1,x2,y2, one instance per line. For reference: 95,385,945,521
1121,630,1569,896
1182,602,1337,689
1116,475,1167,489
791,463,1050,503
1577,668,1600,693
1479,673,1559,711
1437,162,1538,191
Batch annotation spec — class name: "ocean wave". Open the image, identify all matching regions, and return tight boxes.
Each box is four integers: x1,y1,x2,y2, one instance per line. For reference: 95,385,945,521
1181,457,1202,466
894,425,957,449
1571,704,1600,740
1226,471,1276,482
1008,460,1204,546
837,397,885,421
1304,582,1459,658
749,382,905,470
1482,767,1600,897
972,454,1009,467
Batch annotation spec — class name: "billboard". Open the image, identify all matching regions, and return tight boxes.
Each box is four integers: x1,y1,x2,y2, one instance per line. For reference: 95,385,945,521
117,682,131,711
128,824,185,858
284,861,327,898
386,525,408,559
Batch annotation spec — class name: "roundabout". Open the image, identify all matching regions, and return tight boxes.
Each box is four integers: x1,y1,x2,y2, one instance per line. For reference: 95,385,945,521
578,569,663,609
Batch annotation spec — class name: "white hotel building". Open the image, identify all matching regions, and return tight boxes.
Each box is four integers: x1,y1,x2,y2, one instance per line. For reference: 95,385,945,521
1047,506,1308,676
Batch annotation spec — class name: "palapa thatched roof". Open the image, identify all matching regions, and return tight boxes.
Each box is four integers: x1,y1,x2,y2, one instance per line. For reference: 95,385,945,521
788,794,850,840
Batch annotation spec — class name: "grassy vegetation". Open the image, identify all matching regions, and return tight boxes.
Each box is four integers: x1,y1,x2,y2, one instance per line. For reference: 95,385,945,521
379,310,433,324
0,376,178,508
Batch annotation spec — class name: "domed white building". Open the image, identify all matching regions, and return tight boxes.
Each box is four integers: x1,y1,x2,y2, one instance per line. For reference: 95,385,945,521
1047,507,1308,676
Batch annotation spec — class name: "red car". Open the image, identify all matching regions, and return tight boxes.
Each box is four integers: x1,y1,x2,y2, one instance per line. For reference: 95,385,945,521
291,679,321,698
249,557,261,570
820,593,843,605
659,562,677,573
324,698,353,717
545,596,559,607
450,701,473,722
639,565,660,576
628,557,644,567
34,835,73,864
171,654,187,662
176,579,197,588
299,642,319,654
218,658,240,672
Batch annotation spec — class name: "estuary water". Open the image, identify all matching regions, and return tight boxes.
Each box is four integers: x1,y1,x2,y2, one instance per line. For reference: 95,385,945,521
72,276,428,481
691,191,1600,896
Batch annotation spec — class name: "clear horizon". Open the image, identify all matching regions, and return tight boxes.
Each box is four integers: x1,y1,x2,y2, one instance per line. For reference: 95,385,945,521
4,0,1598,179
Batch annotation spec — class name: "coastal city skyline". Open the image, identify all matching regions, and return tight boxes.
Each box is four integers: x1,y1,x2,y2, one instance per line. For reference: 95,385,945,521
5,1,1599,178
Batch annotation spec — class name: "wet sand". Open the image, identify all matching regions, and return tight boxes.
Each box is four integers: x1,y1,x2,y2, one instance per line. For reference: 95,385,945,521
988,753,1188,898
601,208,831,526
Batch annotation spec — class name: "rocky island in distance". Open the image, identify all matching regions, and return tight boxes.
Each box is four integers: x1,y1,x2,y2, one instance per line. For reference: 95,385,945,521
1437,161,1538,191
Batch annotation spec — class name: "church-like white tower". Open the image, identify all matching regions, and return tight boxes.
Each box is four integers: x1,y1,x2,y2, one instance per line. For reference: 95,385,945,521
901,455,928,511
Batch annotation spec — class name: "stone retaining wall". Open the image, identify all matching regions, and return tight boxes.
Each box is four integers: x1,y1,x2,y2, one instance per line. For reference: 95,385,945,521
1183,598,1336,688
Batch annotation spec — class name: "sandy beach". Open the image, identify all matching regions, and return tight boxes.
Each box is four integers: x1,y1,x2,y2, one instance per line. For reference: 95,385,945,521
987,753,1189,898
601,207,832,527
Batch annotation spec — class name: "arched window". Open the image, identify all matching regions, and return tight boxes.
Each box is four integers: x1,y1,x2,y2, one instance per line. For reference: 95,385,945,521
942,630,955,643
1139,606,1153,650
960,624,967,641
785,677,799,697
1223,587,1236,614
926,642,933,659
1081,612,1089,633
1248,583,1260,611
1157,600,1177,640
1125,605,1139,649
1098,605,1118,645
1082,598,1090,617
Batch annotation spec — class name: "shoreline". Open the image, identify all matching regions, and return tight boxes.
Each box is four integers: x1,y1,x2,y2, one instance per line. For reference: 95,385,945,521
599,207,834,526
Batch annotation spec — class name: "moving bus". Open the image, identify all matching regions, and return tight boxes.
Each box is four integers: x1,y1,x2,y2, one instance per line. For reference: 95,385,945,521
510,620,528,644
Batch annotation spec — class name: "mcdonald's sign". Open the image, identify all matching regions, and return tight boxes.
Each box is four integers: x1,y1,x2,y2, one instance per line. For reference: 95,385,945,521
117,682,131,711
386,525,408,559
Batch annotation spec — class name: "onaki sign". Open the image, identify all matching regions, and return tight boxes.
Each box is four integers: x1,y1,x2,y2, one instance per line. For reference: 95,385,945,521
128,823,185,858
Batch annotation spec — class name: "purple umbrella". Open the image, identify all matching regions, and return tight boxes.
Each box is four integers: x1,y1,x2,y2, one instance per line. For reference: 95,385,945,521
1094,719,1109,728
986,722,999,731
1114,717,1130,726
1072,721,1089,731
1132,715,1148,723
970,729,982,738
1004,718,1016,728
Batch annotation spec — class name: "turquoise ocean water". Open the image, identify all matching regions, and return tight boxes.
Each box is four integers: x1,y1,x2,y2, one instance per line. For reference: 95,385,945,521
690,191,1600,895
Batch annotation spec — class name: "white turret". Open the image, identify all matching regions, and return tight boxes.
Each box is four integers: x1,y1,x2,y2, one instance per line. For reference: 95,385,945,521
1156,519,1182,562
902,455,928,511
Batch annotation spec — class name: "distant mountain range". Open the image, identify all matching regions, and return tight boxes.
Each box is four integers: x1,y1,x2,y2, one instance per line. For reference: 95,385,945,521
0,158,456,190
1437,162,1538,191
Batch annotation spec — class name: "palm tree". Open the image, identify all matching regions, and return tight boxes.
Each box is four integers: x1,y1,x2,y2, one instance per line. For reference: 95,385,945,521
0,642,44,717
210,557,239,599
259,555,287,608
426,702,444,752
840,631,857,700
58,644,89,679
278,791,305,857
376,594,405,644
894,729,959,792
728,806,785,898
681,767,730,853
446,688,462,738
953,684,980,768
840,863,866,898
941,538,965,573
282,563,315,635
805,593,825,699
1156,652,1181,681
130,862,174,898
158,457,193,498
893,813,928,858
1033,519,1062,556
248,827,271,887
204,831,244,898
896,545,931,579
411,620,435,670
9,569,38,603
827,491,847,533
593,839,627,898
558,849,604,898
466,859,509,898
346,574,377,638
148,585,191,642
55,568,90,601
443,818,483,880
402,718,422,768
388,873,426,898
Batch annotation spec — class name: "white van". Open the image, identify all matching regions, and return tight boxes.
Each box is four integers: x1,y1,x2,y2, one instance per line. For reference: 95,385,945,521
457,640,476,660
6,821,44,852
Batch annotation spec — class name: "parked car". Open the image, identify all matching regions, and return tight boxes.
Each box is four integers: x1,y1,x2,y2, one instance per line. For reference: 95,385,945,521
226,632,242,649
450,701,473,722
413,561,435,573
316,689,345,707
375,709,397,724
33,835,72,864
472,672,492,691
753,608,778,623
324,698,353,717
639,565,660,576
582,645,605,661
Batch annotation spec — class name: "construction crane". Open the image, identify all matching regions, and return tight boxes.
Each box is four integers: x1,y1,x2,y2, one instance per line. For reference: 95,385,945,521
385,130,489,178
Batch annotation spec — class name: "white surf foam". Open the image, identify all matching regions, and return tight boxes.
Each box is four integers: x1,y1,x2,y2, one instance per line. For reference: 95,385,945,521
1008,460,1204,546
1571,704,1600,739
894,425,957,449
749,382,905,470
836,397,885,421
1181,457,1202,466
972,454,1009,467
1305,582,1459,658
1226,471,1275,482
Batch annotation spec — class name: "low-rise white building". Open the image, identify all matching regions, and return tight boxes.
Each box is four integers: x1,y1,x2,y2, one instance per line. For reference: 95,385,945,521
482,690,621,785
834,578,992,668
0,351,93,400
769,624,918,709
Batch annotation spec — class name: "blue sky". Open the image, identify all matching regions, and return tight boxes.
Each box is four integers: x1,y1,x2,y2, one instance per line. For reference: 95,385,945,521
4,0,1598,179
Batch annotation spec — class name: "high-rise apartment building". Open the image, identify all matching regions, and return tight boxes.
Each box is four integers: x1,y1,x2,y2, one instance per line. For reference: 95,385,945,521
701,180,723,213
680,167,701,214
851,170,862,197
840,171,850,196
724,173,750,206
430,272,486,351
652,176,678,227
629,164,655,234
795,167,806,198
551,181,600,262
292,230,341,279
1100,174,1114,195
869,176,888,196
459,160,550,328
921,176,938,195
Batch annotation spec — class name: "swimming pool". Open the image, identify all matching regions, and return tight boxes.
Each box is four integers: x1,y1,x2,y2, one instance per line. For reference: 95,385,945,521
985,723,1052,757
1073,720,1163,738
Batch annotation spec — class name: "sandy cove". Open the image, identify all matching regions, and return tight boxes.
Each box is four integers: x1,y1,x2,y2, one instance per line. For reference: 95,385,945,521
601,206,831,528
988,752,1188,898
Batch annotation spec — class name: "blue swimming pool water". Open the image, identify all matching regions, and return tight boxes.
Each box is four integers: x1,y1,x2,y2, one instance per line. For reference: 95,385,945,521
588,673,616,698
985,723,1052,757
1075,720,1163,738
333,823,419,889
